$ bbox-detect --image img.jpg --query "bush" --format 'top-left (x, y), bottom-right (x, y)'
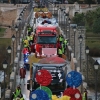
top-left (89, 48), bottom-right (100, 57)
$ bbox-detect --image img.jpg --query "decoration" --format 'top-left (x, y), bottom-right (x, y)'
top-left (30, 89), bottom-right (49, 100)
top-left (63, 87), bottom-right (82, 100)
top-left (52, 95), bottom-right (70, 100)
top-left (38, 56), bottom-right (67, 64)
top-left (36, 69), bottom-right (52, 86)
top-left (37, 86), bottom-right (52, 100)
top-left (46, 12), bottom-right (52, 18)
top-left (66, 71), bottom-right (82, 87)
top-left (52, 95), bottom-right (58, 100)
top-left (35, 12), bottom-right (40, 18)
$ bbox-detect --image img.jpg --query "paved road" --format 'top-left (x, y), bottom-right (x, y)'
top-left (16, 53), bottom-right (30, 100)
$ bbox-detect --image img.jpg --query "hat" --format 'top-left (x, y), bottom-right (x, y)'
top-left (17, 85), bottom-right (20, 89)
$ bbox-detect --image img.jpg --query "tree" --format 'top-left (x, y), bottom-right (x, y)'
top-left (72, 13), bottom-right (85, 24)
top-left (93, 17), bottom-right (100, 33)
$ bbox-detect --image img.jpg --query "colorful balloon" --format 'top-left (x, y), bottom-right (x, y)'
top-left (66, 71), bottom-right (82, 87)
top-left (37, 86), bottom-right (52, 100)
top-left (52, 95), bottom-right (70, 100)
top-left (30, 89), bottom-right (49, 100)
top-left (63, 87), bottom-right (82, 100)
top-left (36, 69), bottom-right (52, 86)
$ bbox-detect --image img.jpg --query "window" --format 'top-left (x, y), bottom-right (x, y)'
top-left (37, 36), bottom-right (57, 44)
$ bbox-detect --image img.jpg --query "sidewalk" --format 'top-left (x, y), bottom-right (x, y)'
top-left (16, 53), bottom-right (30, 100)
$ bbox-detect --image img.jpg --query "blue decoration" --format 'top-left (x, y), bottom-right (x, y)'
top-left (36, 86), bottom-right (52, 100)
top-left (66, 71), bottom-right (82, 88)
top-left (30, 89), bottom-right (49, 100)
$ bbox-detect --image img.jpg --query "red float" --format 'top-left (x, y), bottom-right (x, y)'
top-left (63, 87), bottom-right (82, 100)
top-left (36, 69), bottom-right (52, 86)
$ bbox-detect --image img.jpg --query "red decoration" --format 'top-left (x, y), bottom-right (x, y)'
top-left (63, 87), bottom-right (82, 100)
top-left (36, 69), bottom-right (52, 86)
top-left (38, 56), bottom-right (66, 64)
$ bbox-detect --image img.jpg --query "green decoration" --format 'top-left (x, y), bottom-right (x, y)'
top-left (37, 86), bottom-right (52, 100)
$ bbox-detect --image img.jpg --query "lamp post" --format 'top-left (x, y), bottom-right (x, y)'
top-left (3, 60), bottom-right (8, 100)
top-left (11, 34), bottom-right (16, 71)
top-left (85, 46), bottom-right (89, 84)
top-left (65, 13), bottom-right (68, 38)
top-left (63, 12), bottom-right (66, 33)
top-left (14, 55), bottom-right (19, 72)
top-left (17, 17), bottom-right (22, 44)
top-left (7, 46), bottom-right (12, 54)
top-left (94, 60), bottom-right (99, 100)
top-left (78, 35), bottom-right (83, 72)
top-left (73, 26), bottom-right (76, 58)
top-left (7, 46), bottom-right (12, 83)
top-left (15, 25), bottom-right (18, 52)
top-left (59, 8), bottom-right (61, 25)
top-left (68, 18), bottom-right (71, 45)
top-left (60, 8), bottom-right (63, 27)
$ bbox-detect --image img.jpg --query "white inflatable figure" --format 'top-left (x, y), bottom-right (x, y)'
top-left (58, 73), bottom-right (63, 83)
top-left (58, 72), bottom-right (61, 79)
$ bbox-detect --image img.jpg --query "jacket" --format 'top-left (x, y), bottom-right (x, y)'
top-left (20, 68), bottom-right (26, 78)
top-left (22, 48), bottom-right (29, 54)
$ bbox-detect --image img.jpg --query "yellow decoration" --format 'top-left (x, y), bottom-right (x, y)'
top-left (52, 95), bottom-right (70, 100)
top-left (52, 95), bottom-right (58, 100)
top-left (28, 54), bottom-right (40, 67)
top-left (60, 96), bottom-right (71, 100)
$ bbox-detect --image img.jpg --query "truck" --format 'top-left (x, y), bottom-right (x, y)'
top-left (34, 26), bottom-right (59, 58)
top-left (27, 62), bottom-right (67, 98)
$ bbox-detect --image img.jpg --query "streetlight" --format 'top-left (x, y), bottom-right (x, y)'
top-left (11, 34), bottom-right (16, 71)
top-left (78, 35), bottom-right (83, 72)
top-left (19, 13), bottom-right (23, 18)
top-left (68, 18), bottom-right (71, 45)
top-left (3, 59), bottom-right (8, 100)
top-left (73, 26), bottom-right (76, 58)
top-left (94, 60), bottom-right (99, 100)
top-left (78, 35), bottom-right (83, 93)
top-left (15, 25), bottom-right (18, 53)
top-left (63, 12), bottom-right (66, 33)
top-left (14, 55), bottom-right (19, 73)
top-left (85, 46), bottom-right (89, 84)
top-left (65, 13), bottom-right (68, 38)
top-left (58, 8), bottom-right (61, 25)
top-left (17, 17), bottom-right (22, 44)
top-left (60, 8), bottom-right (63, 28)
top-left (17, 16), bottom-right (22, 22)
top-left (7, 46), bottom-right (12, 54)
top-left (7, 46), bottom-right (12, 83)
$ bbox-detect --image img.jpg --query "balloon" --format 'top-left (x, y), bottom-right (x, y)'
top-left (30, 89), bottom-right (49, 100)
top-left (60, 96), bottom-right (71, 100)
top-left (36, 69), bottom-right (52, 86)
top-left (52, 95), bottom-right (58, 100)
top-left (52, 95), bottom-right (70, 100)
top-left (37, 86), bottom-right (52, 100)
top-left (63, 87), bottom-right (82, 100)
top-left (38, 56), bottom-right (67, 64)
top-left (66, 71), bottom-right (82, 87)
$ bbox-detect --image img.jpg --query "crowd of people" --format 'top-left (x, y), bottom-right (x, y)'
top-left (57, 34), bottom-right (68, 58)
top-left (22, 25), bottom-right (68, 59)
